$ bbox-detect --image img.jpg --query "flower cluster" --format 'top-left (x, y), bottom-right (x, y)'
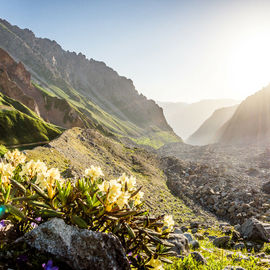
top-left (163, 215), bottom-right (175, 232)
top-left (89, 170), bottom-right (144, 211)
top-left (0, 150), bottom-right (175, 269)
top-left (20, 159), bottom-right (63, 198)
top-left (4, 149), bottom-right (26, 167)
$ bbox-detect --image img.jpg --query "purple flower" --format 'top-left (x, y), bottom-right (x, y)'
top-left (35, 217), bottom-right (42, 222)
top-left (0, 220), bottom-right (5, 229)
top-left (30, 222), bottom-right (38, 228)
top-left (42, 260), bottom-right (59, 270)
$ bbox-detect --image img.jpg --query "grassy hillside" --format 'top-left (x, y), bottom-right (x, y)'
top-left (27, 127), bottom-right (217, 225)
top-left (0, 93), bottom-right (62, 146)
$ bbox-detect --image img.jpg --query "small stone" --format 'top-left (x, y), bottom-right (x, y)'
top-left (194, 233), bottom-right (204, 240)
top-left (183, 233), bottom-right (193, 243)
top-left (191, 251), bottom-right (207, 265)
top-left (190, 240), bottom-right (200, 249)
top-left (234, 242), bottom-right (245, 250)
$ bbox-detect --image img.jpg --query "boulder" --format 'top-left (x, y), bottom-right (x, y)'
top-left (19, 218), bottom-right (130, 270)
top-left (168, 233), bottom-right (189, 256)
top-left (213, 236), bottom-right (230, 248)
top-left (239, 218), bottom-right (270, 242)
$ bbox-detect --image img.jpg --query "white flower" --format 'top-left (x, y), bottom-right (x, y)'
top-left (147, 257), bottom-right (164, 270)
top-left (163, 215), bottom-right (174, 232)
top-left (46, 168), bottom-right (61, 186)
top-left (116, 192), bottom-right (130, 209)
top-left (133, 191), bottom-right (144, 206)
top-left (107, 179), bottom-right (122, 203)
top-left (20, 160), bottom-right (47, 178)
top-left (84, 166), bottom-right (104, 180)
top-left (0, 162), bottom-right (14, 184)
top-left (126, 176), bottom-right (136, 191)
top-left (4, 149), bottom-right (26, 166)
top-left (98, 180), bottom-right (110, 193)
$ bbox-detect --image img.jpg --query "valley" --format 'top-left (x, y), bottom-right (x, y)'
top-left (1, 11), bottom-right (270, 270)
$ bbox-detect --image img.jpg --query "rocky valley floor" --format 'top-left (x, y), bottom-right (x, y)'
top-left (2, 129), bottom-right (270, 269)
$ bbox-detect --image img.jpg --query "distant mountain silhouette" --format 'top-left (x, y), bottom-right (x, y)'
top-left (158, 99), bottom-right (239, 140)
top-left (218, 85), bottom-right (270, 145)
top-left (187, 105), bottom-right (238, 145)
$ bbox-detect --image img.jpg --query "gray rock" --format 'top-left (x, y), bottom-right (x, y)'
top-left (208, 235), bottom-right (217, 241)
top-left (262, 181), bottom-right (270, 194)
top-left (240, 217), bottom-right (270, 242)
top-left (183, 233), bottom-right (193, 243)
top-left (190, 240), bottom-right (200, 249)
top-left (191, 251), bottom-right (207, 265)
top-left (168, 233), bottom-right (189, 256)
top-left (213, 236), bottom-right (230, 248)
top-left (234, 242), bottom-right (245, 250)
top-left (20, 218), bottom-right (130, 270)
top-left (194, 233), bottom-right (204, 240)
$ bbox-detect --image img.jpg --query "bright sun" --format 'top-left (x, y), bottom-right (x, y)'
top-left (227, 30), bottom-right (270, 99)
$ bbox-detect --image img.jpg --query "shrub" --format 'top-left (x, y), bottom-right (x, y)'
top-left (0, 149), bottom-right (175, 269)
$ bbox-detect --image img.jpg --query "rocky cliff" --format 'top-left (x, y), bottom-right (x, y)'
top-left (0, 48), bottom-right (85, 129)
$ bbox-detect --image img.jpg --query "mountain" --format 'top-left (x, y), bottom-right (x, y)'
top-left (0, 18), bottom-right (180, 148)
top-left (158, 99), bottom-right (239, 140)
top-left (187, 105), bottom-right (238, 145)
top-left (218, 85), bottom-right (270, 145)
top-left (0, 92), bottom-right (61, 146)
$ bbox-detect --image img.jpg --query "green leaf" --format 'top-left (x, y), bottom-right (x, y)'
top-left (125, 223), bottom-right (136, 238)
top-left (6, 204), bottom-right (25, 220)
top-left (4, 185), bottom-right (11, 204)
top-left (10, 179), bottom-right (26, 194)
top-left (71, 215), bottom-right (88, 229)
top-left (29, 201), bottom-right (52, 209)
top-left (30, 182), bottom-right (49, 200)
top-left (38, 209), bottom-right (64, 218)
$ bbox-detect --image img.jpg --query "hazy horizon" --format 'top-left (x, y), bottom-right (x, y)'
top-left (1, 0), bottom-right (270, 103)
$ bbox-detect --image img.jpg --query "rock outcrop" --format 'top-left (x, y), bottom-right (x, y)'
top-left (20, 218), bottom-right (130, 270)
top-left (239, 218), bottom-right (270, 242)
top-left (0, 48), bottom-right (85, 129)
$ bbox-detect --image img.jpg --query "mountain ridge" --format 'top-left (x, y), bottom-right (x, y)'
top-left (0, 18), bottom-right (180, 148)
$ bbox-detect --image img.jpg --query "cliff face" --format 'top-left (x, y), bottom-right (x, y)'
top-left (0, 48), bottom-right (85, 129)
top-left (187, 105), bottom-right (238, 146)
top-left (0, 19), bottom-right (173, 137)
top-left (218, 86), bottom-right (270, 145)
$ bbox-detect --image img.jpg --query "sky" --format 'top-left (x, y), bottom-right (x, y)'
top-left (1, 0), bottom-right (270, 103)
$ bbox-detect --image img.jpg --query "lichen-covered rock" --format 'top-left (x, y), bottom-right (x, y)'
top-left (21, 218), bottom-right (130, 270)
top-left (240, 217), bottom-right (270, 242)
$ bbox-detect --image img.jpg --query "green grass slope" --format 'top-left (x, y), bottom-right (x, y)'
top-left (0, 93), bottom-right (62, 146)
